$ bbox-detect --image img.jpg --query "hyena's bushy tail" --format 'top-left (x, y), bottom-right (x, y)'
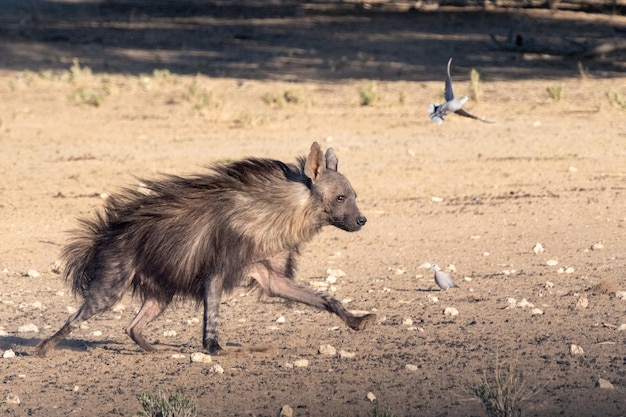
top-left (61, 213), bottom-right (107, 298)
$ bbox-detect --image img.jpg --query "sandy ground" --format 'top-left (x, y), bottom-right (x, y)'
top-left (1, 1), bottom-right (626, 416)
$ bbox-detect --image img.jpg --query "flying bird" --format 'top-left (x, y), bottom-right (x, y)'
top-left (429, 58), bottom-right (494, 125)
top-left (431, 263), bottom-right (459, 291)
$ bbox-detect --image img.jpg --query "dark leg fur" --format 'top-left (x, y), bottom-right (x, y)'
top-left (202, 276), bottom-right (225, 354)
top-left (125, 296), bottom-right (171, 352)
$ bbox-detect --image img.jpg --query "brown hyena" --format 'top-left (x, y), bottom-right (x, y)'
top-left (36, 142), bottom-right (374, 356)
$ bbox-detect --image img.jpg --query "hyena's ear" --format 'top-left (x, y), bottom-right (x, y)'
top-left (304, 142), bottom-right (326, 183)
top-left (325, 148), bottom-right (338, 171)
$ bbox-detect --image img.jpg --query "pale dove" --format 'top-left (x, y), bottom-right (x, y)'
top-left (431, 263), bottom-right (459, 290)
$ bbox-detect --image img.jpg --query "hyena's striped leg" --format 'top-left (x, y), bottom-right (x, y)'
top-left (202, 276), bottom-right (225, 354)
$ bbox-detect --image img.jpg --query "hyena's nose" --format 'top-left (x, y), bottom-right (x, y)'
top-left (356, 215), bottom-right (367, 226)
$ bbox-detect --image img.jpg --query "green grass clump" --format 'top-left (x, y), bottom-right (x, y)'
top-left (358, 82), bottom-right (380, 106)
top-left (470, 68), bottom-right (482, 102)
top-left (139, 389), bottom-right (198, 417)
top-left (606, 91), bottom-right (626, 111)
top-left (546, 83), bottom-right (564, 102)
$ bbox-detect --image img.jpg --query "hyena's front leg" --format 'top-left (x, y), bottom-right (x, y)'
top-left (202, 276), bottom-right (225, 354)
top-left (248, 259), bottom-right (375, 330)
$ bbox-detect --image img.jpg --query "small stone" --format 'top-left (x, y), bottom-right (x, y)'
top-left (565, 267), bottom-right (575, 274)
top-left (446, 264), bottom-right (457, 273)
top-left (0, 330), bottom-right (7, 336)
top-left (5, 393), bottom-right (20, 405)
top-left (293, 359), bottom-right (309, 367)
top-left (190, 352), bottom-right (212, 363)
top-left (532, 243), bottom-right (544, 254)
top-left (326, 268), bottom-right (346, 278)
top-left (567, 165), bottom-right (577, 172)
top-left (73, 385), bottom-right (80, 392)
top-left (443, 307), bottom-right (459, 316)
top-left (517, 299), bottom-right (534, 308)
top-left (530, 308), bottom-right (543, 315)
top-left (111, 304), bottom-right (125, 312)
top-left (171, 353), bottom-right (186, 359)
top-left (366, 392), bottom-right (377, 402)
top-left (31, 301), bottom-right (43, 309)
top-left (405, 364), bottom-right (418, 371)
top-left (596, 378), bottom-right (614, 389)
top-left (570, 344), bottom-right (584, 355)
top-left (591, 242), bottom-right (604, 250)
top-left (163, 330), bottom-right (177, 337)
top-left (617, 323), bottom-right (626, 331)
top-left (428, 295), bottom-right (439, 303)
top-left (615, 291), bottom-right (626, 300)
top-left (27, 269), bottom-right (40, 278)
top-left (209, 364), bottom-right (224, 374)
top-left (55, 290), bottom-right (65, 297)
top-left (3, 349), bottom-right (15, 358)
top-left (402, 317), bottom-right (413, 326)
top-left (326, 275), bottom-right (337, 284)
top-left (575, 297), bottom-right (588, 310)
top-left (92, 330), bottom-right (102, 337)
top-left (431, 196), bottom-right (443, 202)
top-left (276, 316), bottom-right (286, 324)
top-left (546, 259), bottom-right (559, 266)
top-left (280, 405), bottom-right (294, 417)
top-left (318, 344), bottom-right (337, 356)
top-left (544, 281), bottom-right (554, 289)
top-left (66, 306), bottom-right (77, 314)
top-left (17, 323), bottom-right (38, 333)
top-left (339, 350), bottom-right (356, 359)
top-left (505, 298), bottom-right (517, 309)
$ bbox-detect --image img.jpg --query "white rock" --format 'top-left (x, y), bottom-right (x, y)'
top-left (517, 299), bottom-right (534, 308)
top-left (405, 364), bottom-right (418, 371)
top-left (402, 317), bottom-right (413, 326)
top-left (575, 297), bottom-right (588, 310)
top-left (276, 316), bottom-right (286, 324)
top-left (73, 385), bottom-right (80, 392)
top-left (55, 290), bottom-right (65, 297)
top-left (111, 304), bottom-right (125, 312)
top-left (443, 307), bottom-right (459, 316)
top-left (171, 353), bottom-right (186, 359)
top-left (280, 404), bottom-right (294, 417)
top-left (483, 252), bottom-right (490, 257)
top-left (565, 267), bottom-right (574, 274)
top-left (326, 268), bottom-right (346, 277)
top-left (505, 298), bottom-right (517, 309)
top-left (326, 275), bottom-right (337, 284)
top-left (617, 323), bottom-right (626, 331)
top-left (366, 392), bottom-right (377, 402)
top-left (615, 291), bottom-right (626, 300)
top-left (570, 344), bottom-right (584, 355)
top-left (3, 349), bottom-right (15, 358)
top-left (544, 281), bottom-right (554, 289)
top-left (5, 394), bottom-right (20, 405)
top-left (293, 359), bottom-right (309, 368)
top-left (446, 264), bottom-right (457, 273)
top-left (428, 295), bottom-right (439, 303)
top-left (209, 364), bottom-right (224, 374)
top-left (431, 196), bottom-right (443, 202)
top-left (530, 308), bottom-right (543, 315)
top-left (532, 243), bottom-right (544, 254)
top-left (591, 242), bottom-right (604, 250)
top-left (17, 323), bottom-right (38, 333)
top-left (27, 269), bottom-right (40, 278)
top-left (596, 378), bottom-right (614, 389)
top-left (339, 350), bottom-right (356, 359)
top-left (66, 306), bottom-right (77, 314)
top-left (92, 330), bottom-right (102, 337)
top-left (546, 259), bottom-right (559, 266)
top-left (0, 330), bottom-right (7, 336)
top-left (318, 344), bottom-right (337, 356)
top-left (190, 352), bottom-right (212, 363)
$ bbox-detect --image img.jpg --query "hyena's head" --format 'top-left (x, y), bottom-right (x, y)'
top-left (304, 142), bottom-right (367, 232)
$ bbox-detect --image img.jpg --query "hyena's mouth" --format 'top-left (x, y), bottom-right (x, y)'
top-left (333, 215), bottom-right (367, 232)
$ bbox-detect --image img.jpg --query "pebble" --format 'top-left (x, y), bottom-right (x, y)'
top-left (615, 291), bottom-right (626, 300)
top-left (326, 275), bottom-right (337, 284)
top-left (544, 281), bottom-right (554, 289)
top-left (532, 243), bottom-right (545, 254)
top-left (405, 364), bottom-right (418, 371)
top-left (617, 324), bottom-right (626, 331)
top-left (50, 260), bottom-right (62, 274)
top-left (190, 352), bottom-right (212, 363)
top-left (366, 392), bottom-right (377, 402)
top-left (27, 269), bottom-right (40, 278)
top-left (339, 350), bottom-right (356, 359)
top-left (530, 308), bottom-right (543, 315)
top-left (326, 268), bottom-right (346, 278)
top-left (3, 349), bottom-right (15, 358)
top-left (318, 344), bottom-right (337, 356)
top-left (506, 298), bottom-right (517, 309)
top-left (5, 394), bottom-right (20, 405)
top-left (517, 299), bottom-right (534, 308)
top-left (546, 260), bottom-right (559, 266)
top-left (0, 330), bottom-right (7, 336)
top-left (293, 359), bottom-right (309, 368)
top-left (31, 301), bottom-right (43, 309)
top-left (163, 330), bottom-right (177, 337)
top-left (428, 295), bottom-right (439, 303)
top-left (111, 304), bottom-right (125, 312)
top-left (92, 331), bottom-right (102, 337)
top-left (280, 405), bottom-right (294, 417)
top-left (171, 353), bottom-right (186, 359)
top-left (575, 296), bottom-right (588, 310)
top-left (402, 317), bottom-right (413, 326)
top-left (66, 306), bottom-right (77, 314)
top-left (443, 307), bottom-right (459, 316)
top-left (276, 316), bottom-right (286, 324)
top-left (209, 364), bottom-right (224, 374)
top-left (596, 378), bottom-right (614, 389)
top-left (591, 242), bottom-right (604, 250)
top-left (17, 323), bottom-right (38, 333)
top-left (570, 344), bottom-right (584, 355)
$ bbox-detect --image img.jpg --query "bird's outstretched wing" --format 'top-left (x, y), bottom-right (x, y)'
top-left (455, 108), bottom-right (495, 124)
top-left (444, 58), bottom-right (455, 102)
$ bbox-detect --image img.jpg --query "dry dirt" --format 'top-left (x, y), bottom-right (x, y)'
top-left (1, 1), bottom-right (626, 416)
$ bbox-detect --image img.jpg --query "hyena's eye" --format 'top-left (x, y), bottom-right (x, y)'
top-left (336, 195), bottom-right (345, 203)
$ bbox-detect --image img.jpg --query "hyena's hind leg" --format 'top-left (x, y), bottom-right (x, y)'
top-left (35, 296), bottom-right (117, 356)
top-left (125, 295), bottom-right (172, 352)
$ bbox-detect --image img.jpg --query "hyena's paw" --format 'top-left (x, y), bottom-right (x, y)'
top-left (347, 313), bottom-right (376, 331)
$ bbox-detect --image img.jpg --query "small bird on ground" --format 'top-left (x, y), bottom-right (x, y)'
top-left (429, 58), bottom-right (495, 125)
top-left (431, 263), bottom-right (459, 290)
